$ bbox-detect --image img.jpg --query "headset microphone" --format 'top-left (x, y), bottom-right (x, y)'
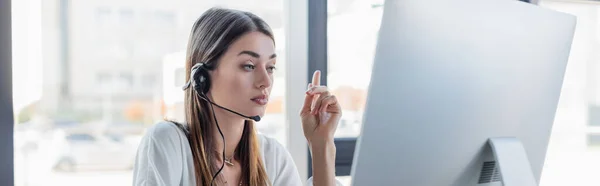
top-left (196, 93), bottom-right (261, 122)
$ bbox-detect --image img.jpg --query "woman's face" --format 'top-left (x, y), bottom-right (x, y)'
top-left (207, 31), bottom-right (276, 119)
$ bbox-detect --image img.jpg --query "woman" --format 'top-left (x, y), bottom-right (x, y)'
top-left (133, 7), bottom-right (343, 186)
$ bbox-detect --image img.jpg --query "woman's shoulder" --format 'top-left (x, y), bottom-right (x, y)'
top-left (137, 121), bottom-right (191, 160)
top-left (133, 121), bottom-right (194, 186)
top-left (144, 121), bottom-right (188, 144)
top-left (256, 133), bottom-right (295, 171)
top-left (256, 133), bottom-right (286, 155)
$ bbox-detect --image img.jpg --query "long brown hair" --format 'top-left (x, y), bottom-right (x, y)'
top-left (179, 7), bottom-right (273, 186)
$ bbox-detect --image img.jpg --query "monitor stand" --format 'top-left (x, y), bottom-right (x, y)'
top-left (488, 137), bottom-right (538, 186)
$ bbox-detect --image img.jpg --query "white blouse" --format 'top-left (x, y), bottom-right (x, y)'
top-left (132, 121), bottom-right (343, 186)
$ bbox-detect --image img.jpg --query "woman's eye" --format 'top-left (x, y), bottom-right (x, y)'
top-left (267, 66), bottom-right (277, 73)
top-left (243, 64), bottom-right (255, 71)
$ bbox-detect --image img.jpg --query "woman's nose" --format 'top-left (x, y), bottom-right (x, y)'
top-left (255, 68), bottom-right (272, 89)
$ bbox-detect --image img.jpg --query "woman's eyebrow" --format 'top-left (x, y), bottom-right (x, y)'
top-left (238, 50), bottom-right (277, 59)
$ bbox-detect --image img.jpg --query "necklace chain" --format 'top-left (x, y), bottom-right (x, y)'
top-left (216, 149), bottom-right (240, 185)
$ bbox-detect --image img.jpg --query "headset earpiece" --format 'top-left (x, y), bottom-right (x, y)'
top-left (185, 62), bottom-right (211, 95)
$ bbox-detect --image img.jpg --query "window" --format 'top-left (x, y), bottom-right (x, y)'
top-left (141, 74), bottom-right (157, 88)
top-left (11, 1), bottom-right (286, 185)
top-left (588, 134), bottom-right (600, 148)
top-left (96, 7), bottom-right (112, 24)
top-left (153, 10), bottom-right (175, 26)
top-left (96, 72), bottom-right (112, 85)
top-left (119, 8), bottom-right (134, 24)
top-left (66, 134), bottom-right (96, 142)
top-left (590, 105), bottom-right (600, 127)
top-left (174, 67), bottom-right (185, 88)
top-left (327, 0), bottom-right (384, 138)
top-left (119, 72), bottom-right (134, 87)
top-left (538, 1), bottom-right (600, 185)
top-left (307, 0), bottom-right (386, 184)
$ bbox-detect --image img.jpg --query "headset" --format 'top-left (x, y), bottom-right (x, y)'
top-left (182, 62), bottom-right (260, 186)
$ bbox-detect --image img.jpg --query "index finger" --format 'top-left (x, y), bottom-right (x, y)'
top-left (311, 70), bottom-right (321, 86)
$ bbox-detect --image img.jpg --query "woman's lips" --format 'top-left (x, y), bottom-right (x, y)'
top-left (251, 95), bottom-right (268, 105)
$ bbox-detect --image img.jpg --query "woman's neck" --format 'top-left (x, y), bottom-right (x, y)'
top-left (210, 106), bottom-right (246, 161)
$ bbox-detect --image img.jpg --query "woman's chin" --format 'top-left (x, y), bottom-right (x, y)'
top-left (247, 109), bottom-right (266, 119)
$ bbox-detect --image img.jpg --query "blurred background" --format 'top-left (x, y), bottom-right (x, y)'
top-left (9, 0), bottom-right (600, 185)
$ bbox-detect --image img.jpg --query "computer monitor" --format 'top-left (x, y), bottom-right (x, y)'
top-left (350, 0), bottom-right (576, 185)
